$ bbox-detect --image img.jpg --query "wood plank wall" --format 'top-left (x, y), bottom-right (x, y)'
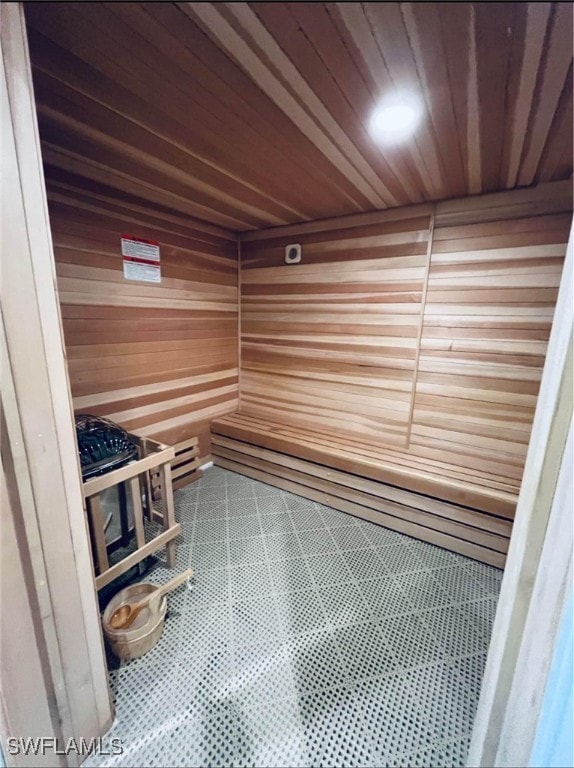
top-left (240, 183), bottom-right (572, 484)
top-left (240, 207), bottom-right (433, 447)
top-left (48, 184), bottom-right (239, 459)
top-left (410, 208), bottom-right (570, 482)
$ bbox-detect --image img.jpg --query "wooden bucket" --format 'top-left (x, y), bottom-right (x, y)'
top-left (102, 582), bottom-right (167, 661)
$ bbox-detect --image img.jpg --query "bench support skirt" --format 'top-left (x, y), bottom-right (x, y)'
top-left (212, 430), bottom-right (510, 568)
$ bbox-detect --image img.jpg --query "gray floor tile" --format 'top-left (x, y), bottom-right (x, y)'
top-left (259, 511), bottom-right (295, 535)
top-left (333, 623), bottom-right (397, 680)
top-left (329, 525), bottom-right (371, 551)
top-left (276, 590), bottom-right (328, 636)
top-left (403, 662), bottom-right (479, 741)
top-left (391, 741), bottom-right (449, 768)
top-left (231, 598), bottom-right (282, 647)
top-left (197, 485), bottom-right (228, 504)
top-left (450, 651), bottom-right (488, 700)
top-left (361, 524), bottom-right (410, 548)
top-left (228, 481), bottom-right (256, 500)
top-left (233, 694), bottom-right (307, 768)
top-left (257, 496), bottom-right (289, 515)
top-left (298, 527), bottom-right (338, 556)
top-left (343, 548), bottom-right (386, 581)
top-left (317, 504), bottom-right (358, 528)
top-left (191, 539), bottom-right (228, 571)
top-left (252, 480), bottom-right (284, 498)
top-left (392, 570), bottom-right (454, 611)
top-left (228, 535), bottom-right (266, 567)
top-left (195, 500), bottom-right (227, 520)
top-left (357, 576), bottom-right (415, 620)
top-left (271, 558), bottom-right (316, 594)
top-left (94, 467), bottom-right (499, 768)
top-left (438, 735), bottom-right (472, 768)
top-left (353, 674), bottom-right (437, 760)
top-left (226, 472), bottom-right (252, 486)
top-left (299, 686), bottom-right (382, 767)
top-left (233, 643), bottom-right (298, 706)
top-left (193, 518), bottom-right (228, 542)
top-left (227, 515), bottom-right (262, 539)
top-left (185, 567), bottom-right (229, 607)
top-left (378, 612), bottom-right (446, 669)
top-left (265, 532), bottom-right (304, 561)
top-left (463, 561), bottom-right (504, 596)
top-left (283, 494), bottom-right (317, 513)
top-left (227, 497), bottom-right (257, 517)
top-left (376, 543), bottom-right (427, 575)
top-left (175, 651), bottom-right (235, 708)
top-left (306, 552), bottom-right (354, 586)
top-left (175, 600), bottom-right (231, 656)
top-left (199, 468), bottom-right (227, 487)
top-left (288, 632), bottom-right (349, 693)
top-left (162, 709), bottom-right (238, 768)
top-left (407, 539), bottom-right (468, 570)
top-left (229, 562), bottom-right (273, 603)
top-left (430, 564), bottom-right (491, 604)
top-left (419, 605), bottom-right (490, 658)
top-left (458, 597), bottom-right (499, 643)
top-left (290, 506), bottom-right (326, 531)
top-left (318, 582), bottom-right (372, 628)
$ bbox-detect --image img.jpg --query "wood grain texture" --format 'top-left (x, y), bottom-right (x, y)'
top-left (24, 2), bottom-right (572, 230)
top-left (211, 416), bottom-right (511, 567)
top-left (240, 208), bottom-right (432, 447)
top-left (2, 2), bottom-right (113, 749)
top-left (410, 207), bottom-right (571, 479)
top-left (49, 187), bottom-right (239, 458)
top-left (227, 185), bottom-right (571, 561)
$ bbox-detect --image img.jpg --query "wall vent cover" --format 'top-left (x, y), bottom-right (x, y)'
top-left (285, 243), bottom-right (302, 264)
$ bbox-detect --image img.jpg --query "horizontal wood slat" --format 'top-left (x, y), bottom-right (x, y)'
top-left (239, 195), bottom-right (570, 483)
top-left (49, 189), bottom-right (239, 457)
top-left (212, 414), bottom-right (518, 519)
top-left (171, 437), bottom-right (202, 489)
top-left (231, 190), bottom-right (570, 564)
top-left (25, 3), bottom-right (572, 228)
top-left (240, 209), bottom-right (431, 448)
top-left (211, 421), bottom-right (510, 568)
top-left (214, 435), bottom-right (512, 540)
top-left (150, 436), bottom-right (202, 494)
top-left (409, 209), bottom-right (570, 476)
top-left (22, 2), bottom-right (572, 574)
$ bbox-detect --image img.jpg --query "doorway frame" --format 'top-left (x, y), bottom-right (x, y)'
top-left (1, 5), bottom-right (112, 766)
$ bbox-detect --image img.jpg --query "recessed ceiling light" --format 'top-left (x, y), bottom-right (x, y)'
top-left (369, 92), bottom-right (422, 145)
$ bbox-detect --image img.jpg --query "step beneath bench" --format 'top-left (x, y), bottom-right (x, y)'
top-left (211, 414), bottom-right (519, 568)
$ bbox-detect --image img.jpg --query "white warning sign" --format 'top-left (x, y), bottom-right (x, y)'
top-left (121, 235), bottom-right (161, 283)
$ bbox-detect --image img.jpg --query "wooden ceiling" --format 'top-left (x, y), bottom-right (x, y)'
top-left (25, 2), bottom-right (573, 232)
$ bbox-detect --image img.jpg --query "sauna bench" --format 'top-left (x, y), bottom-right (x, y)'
top-left (211, 413), bottom-right (520, 568)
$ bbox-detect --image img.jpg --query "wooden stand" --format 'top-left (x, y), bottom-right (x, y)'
top-left (83, 435), bottom-right (180, 590)
top-left (149, 436), bottom-right (202, 505)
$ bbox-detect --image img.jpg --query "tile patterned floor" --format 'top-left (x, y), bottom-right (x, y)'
top-left (88, 466), bottom-right (502, 768)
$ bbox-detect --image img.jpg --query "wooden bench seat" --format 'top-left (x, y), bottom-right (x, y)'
top-left (211, 413), bottom-right (519, 568)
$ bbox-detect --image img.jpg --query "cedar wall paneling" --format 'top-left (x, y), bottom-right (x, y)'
top-left (239, 186), bottom-right (572, 487)
top-left (409, 209), bottom-right (571, 482)
top-left (240, 207), bottom-right (433, 447)
top-left (49, 189), bottom-right (239, 458)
